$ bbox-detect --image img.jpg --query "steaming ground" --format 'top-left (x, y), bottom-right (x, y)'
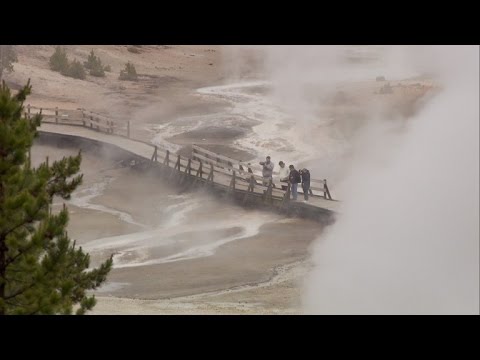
top-left (18, 45), bottom-right (449, 314)
top-left (32, 143), bottom-right (322, 314)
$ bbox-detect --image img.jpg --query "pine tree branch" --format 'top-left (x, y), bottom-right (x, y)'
top-left (3, 210), bottom-right (62, 268)
top-left (5, 297), bottom-right (32, 310)
top-left (4, 281), bottom-right (36, 300)
top-left (0, 202), bottom-right (46, 246)
top-left (7, 244), bottom-right (64, 313)
top-left (4, 242), bottom-right (35, 268)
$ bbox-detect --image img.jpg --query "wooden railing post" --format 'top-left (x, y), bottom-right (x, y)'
top-left (127, 121), bottom-right (130, 138)
top-left (192, 146), bottom-right (197, 161)
top-left (175, 155), bottom-right (181, 171)
top-left (151, 146), bottom-right (158, 162)
top-left (55, 107), bottom-right (58, 124)
top-left (243, 175), bottom-right (255, 204)
top-left (206, 164), bottom-right (214, 184)
top-left (164, 150), bottom-right (170, 166)
top-left (174, 155), bottom-right (180, 171)
top-left (196, 160), bottom-right (203, 178)
top-left (82, 110), bottom-right (86, 126)
top-left (229, 171), bottom-right (236, 191)
top-left (170, 154), bottom-right (180, 182)
top-left (324, 179), bottom-right (332, 200)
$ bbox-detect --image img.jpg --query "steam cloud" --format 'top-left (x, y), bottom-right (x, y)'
top-left (297, 45), bottom-right (479, 314)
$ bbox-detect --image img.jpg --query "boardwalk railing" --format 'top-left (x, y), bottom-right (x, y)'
top-left (26, 105), bottom-right (130, 138)
top-left (192, 144), bottom-right (332, 200)
top-left (31, 104), bottom-right (335, 209)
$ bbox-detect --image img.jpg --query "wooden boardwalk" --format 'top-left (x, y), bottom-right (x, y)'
top-left (33, 105), bottom-right (340, 222)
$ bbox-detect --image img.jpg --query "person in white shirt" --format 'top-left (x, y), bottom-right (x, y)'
top-left (278, 161), bottom-right (290, 190)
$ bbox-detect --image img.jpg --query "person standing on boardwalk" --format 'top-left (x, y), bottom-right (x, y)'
top-left (278, 161), bottom-right (289, 191)
top-left (288, 165), bottom-right (301, 200)
top-left (299, 168), bottom-right (311, 202)
top-left (260, 156), bottom-right (274, 186)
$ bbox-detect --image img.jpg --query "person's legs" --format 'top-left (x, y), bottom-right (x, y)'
top-left (302, 181), bottom-right (310, 200)
top-left (291, 183), bottom-right (298, 200)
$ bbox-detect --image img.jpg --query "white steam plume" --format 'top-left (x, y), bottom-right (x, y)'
top-left (302, 45), bottom-right (479, 314)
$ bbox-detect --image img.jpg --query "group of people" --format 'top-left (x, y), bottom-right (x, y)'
top-left (259, 156), bottom-right (311, 202)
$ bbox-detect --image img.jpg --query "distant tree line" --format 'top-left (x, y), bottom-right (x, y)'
top-left (49, 47), bottom-right (138, 82)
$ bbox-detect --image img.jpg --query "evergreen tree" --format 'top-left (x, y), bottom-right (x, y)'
top-left (83, 50), bottom-right (97, 70)
top-left (0, 81), bottom-right (112, 315)
top-left (84, 50), bottom-right (105, 77)
top-left (0, 46), bottom-right (18, 82)
top-left (119, 62), bottom-right (138, 81)
top-left (49, 46), bottom-right (69, 73)
top-left (63, 59), bottom-right (86, 80)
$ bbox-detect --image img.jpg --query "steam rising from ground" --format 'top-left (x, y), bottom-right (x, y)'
top-left (296, 46), bottom-right (479, 314)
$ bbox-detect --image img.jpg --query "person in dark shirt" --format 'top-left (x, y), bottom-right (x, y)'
top-left (288, 165), bottom-right (301, 200)
top-left (299, 168), bottom-right (311, 201)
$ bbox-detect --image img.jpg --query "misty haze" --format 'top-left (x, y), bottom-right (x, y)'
top-left (1, 45), bottom-right (478, 315)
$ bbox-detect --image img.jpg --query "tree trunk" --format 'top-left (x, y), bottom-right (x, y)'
top-left (0, 239), bottom-right (6, 315)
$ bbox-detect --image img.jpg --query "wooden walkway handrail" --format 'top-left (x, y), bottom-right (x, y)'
top-left (33, 104), bottom-right (334, 201)
top-left (27, 103), bottom-right (132, 139)
top-left (192, 144), bottom-right (330, 191)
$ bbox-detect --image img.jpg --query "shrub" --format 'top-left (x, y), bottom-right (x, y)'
top-left (89, 63), bottom-right (105, 77)
top-left (104, 64), bottom-right (111, 72)
top-left (63, 59), bottom-right (86, 80)
top-left (84, 50), bottom-right (106, 77)
top-left (119, 62), bottom-right (138, 81)
top-left (83, 50), bottom-right (97, 70)
top-left (49, 46), bottom-right (69, 73)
